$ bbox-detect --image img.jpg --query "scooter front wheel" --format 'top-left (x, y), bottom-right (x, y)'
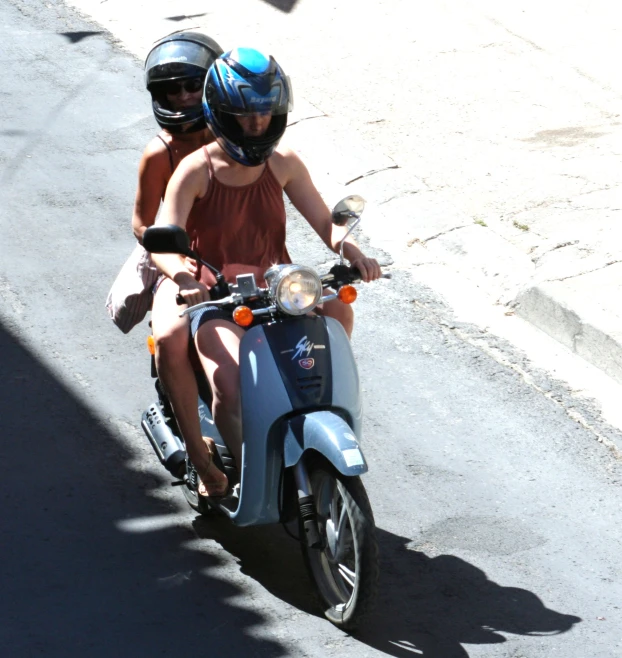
top-left (301, 462), bottom-right (379, 629)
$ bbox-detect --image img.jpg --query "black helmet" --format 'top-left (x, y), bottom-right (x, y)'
top-left (145, 31), bottom-right (223, 134)
top-left (203, 48), bottom-right (293, 166)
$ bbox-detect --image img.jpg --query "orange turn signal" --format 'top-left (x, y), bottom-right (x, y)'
top-left (338, 285), bottom-right (358, 304)
top-left (146, 335), bottom-right (156, 355)
top-left (233, 306), bottom-right (254, 327)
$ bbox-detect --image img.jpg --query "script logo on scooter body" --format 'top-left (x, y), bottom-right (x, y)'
top-left (264, 317), bottom-right (332, 408)
top-left (292, 336), bottom-right (314, 360)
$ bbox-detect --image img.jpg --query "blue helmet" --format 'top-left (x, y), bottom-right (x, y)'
top-left (203, 48), bottom-right (293, 166)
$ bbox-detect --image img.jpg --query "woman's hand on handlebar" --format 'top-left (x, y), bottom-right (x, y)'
top-left (350, 256), bottom-right (382, 283)
top-left (173, 272), bottom-right (210, 306)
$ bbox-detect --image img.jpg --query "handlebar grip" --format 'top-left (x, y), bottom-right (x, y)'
top-left (348, 266), bottom-right (391, 282)
top-left (349, 266), bottom-right (362, 281)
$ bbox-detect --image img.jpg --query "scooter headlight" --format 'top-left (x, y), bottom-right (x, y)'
top-left (267, 265), bottom-right (322, 316)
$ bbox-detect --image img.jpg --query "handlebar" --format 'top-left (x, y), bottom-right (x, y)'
top-left (321, 264), bottom-right (390, 287)
top-left (175, 264), bottom-right (390, 309)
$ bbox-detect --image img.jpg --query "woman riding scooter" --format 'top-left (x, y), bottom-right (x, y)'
top-left (133, 31), bottom-right (228, 496)
top-left (150, 47), bottom-right (381, 498)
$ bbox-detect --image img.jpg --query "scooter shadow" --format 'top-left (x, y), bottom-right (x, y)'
top-left (194, 518), bottom-right (582, 657)
top-left (192, 513), bottom-right (320, 616)
top-left (352, 528), bottom-right (582, 657)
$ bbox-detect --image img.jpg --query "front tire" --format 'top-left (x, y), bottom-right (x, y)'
top-left (301, 462), bottom-right (379, 629)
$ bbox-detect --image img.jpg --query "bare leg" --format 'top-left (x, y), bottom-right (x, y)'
top-left (316, 297), bottom-right (354, 338)
top-left (152, 278), bottom-right (227, 495)
top-left (194, 320), bottom-right (245, 467)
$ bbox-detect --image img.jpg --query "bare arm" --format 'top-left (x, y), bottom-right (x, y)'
top-left (151, 153), bottom-right (211, 303)
top-left (282, 149), bottom-right (381, 282)
top-left (131, 140), bottom-right (170, 242)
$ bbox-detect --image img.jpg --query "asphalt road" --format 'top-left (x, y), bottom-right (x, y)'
top-left (1, 1), bottom-right (622, 656)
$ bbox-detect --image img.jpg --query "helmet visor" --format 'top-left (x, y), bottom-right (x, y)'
top-left (146, 41), bottom-right (215, 84)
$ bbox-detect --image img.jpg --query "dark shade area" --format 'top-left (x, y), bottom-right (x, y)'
top-left (260, 0), bottom-right (299, 13)
top-left (164, 13), bottom-right (208, 22)
top-left (58, 30), bottom-right (103, 44)
top-left (0, 320), bottom-right (286, 657)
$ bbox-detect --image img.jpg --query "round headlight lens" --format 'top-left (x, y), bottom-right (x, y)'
top-left (271, 266), bottom-right (322, 315)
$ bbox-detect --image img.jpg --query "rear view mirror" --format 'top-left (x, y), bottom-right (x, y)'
top-left (332, 195), bottom-right (366, 227)
top-left (143, 225), bottom-right (192, 256)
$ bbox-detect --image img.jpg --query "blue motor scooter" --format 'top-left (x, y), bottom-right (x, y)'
top-left (140, 196), bottom-right (379, 629)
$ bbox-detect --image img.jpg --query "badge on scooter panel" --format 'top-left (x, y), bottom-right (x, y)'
top-left (263, 316), bottom-right (332, 407)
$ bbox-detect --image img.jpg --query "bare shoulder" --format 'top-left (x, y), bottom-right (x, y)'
top-left (274, 143), bottom-right (304, 165)
top-left (177, 146), bottom-right (208, 175)
top-left (169, 145), bottom-right (210, 196)
top-left (142, 134), bottom-right (169, 161)
top-left (270, 144), bottom-right (308, 185)
top-left (135, 137), bottom-right (170, 192)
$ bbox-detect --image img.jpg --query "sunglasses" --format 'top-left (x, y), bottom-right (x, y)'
top-left (162, 77), bottom-right (203, 96)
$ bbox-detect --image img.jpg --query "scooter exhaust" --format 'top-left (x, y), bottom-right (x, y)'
top-left (141, 403), bottom-right (186, 478)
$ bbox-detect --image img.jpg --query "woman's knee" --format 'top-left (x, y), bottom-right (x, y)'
top-left (321, 299), bottom-right (354, 335)
top-left (154, 319), bottom-right (189, 357)
top-left (211, 366), bottom-right (241, 410)
top-left (154, 317), bottom-right (187, 345)
top-left (151, 281), bottom-right (189, 350)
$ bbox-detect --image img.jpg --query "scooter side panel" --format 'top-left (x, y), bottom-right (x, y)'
top-left (234, 324), bottom-right (295, 526)
top-left (283, 410), bottom-right (368, 476)
top-left (325, 317), bottom-right (363, 439)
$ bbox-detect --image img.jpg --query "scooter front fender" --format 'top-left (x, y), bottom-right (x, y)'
top-left (283, 411), bottom-right (368, 476)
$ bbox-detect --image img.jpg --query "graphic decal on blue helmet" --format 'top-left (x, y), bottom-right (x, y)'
top-left (203, 47), bottom-right (293, 166)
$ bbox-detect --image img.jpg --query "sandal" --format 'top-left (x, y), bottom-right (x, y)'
top-left (196, 437), bottom-right (229, 498)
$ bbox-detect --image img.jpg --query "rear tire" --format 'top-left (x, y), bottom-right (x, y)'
top-left (182, 487), bottom-right (212, 515)
top-left (156, 382), bottom-right (215, 516)
top-left (182, 460), bottom-right (214, 515)
top-left (301, 461), bottom-right (379, 629)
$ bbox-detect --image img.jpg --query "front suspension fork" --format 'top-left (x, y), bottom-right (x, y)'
top-left (293, 460), bottom-right (323, 549)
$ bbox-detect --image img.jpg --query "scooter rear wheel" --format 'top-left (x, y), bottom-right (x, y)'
top-left (301, 462), bottom-right (379, 629)
top-left (182, 486), bottom-right (211, 515)
top-left (181, 461), bottom-right (213, 515)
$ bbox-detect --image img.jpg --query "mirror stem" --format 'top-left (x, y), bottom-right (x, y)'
top-left (338, 216), bottom-right (362, 264)
top-left (185, 248), bottom-right (228, 299)
top-left (187, 249), bottom-right (221, 277)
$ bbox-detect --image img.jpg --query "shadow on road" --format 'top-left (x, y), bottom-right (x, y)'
top-left (164, 13), bottom-right (208, 23)
top-left (193, 516), bottom-right (320, 617)
top-left (59, 30), bottom-right (103, 43)
top-left (0, 321), bottom-right (286, 657)
top-left (193, 515), bottom-right (582, 657)
top-left (352, 528), bottom-right (582, 657)
top-left (259, 0), bottom-right (300, 13)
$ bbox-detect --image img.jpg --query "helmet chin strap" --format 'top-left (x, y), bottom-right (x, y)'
top-left (180, 120), bottom-right (205, 133)
top-left (152, 100), bottom-right (206, 134)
